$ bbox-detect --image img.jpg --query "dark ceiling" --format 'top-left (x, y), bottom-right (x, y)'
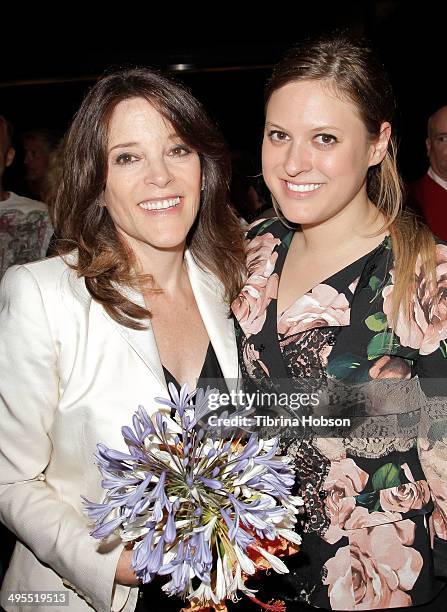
top-left (1, 1), bottom-right (446, 180)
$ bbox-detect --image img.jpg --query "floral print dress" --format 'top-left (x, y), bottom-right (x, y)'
top-left (231, 217), bottom-right (447, 610)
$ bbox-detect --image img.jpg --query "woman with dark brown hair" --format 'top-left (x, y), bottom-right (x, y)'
top-left (0, 68), bottom-right (244, 612)
top-left (232, 35), bottom-right (447, 610)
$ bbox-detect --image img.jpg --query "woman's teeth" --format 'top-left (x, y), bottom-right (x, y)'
top-left (286, 182), bottom-right (322, 193)
top-left (138, 197), bottom-right (180, 210)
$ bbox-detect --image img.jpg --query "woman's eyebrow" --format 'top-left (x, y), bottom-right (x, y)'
top-left (109, 141), bottom-right (139, 152)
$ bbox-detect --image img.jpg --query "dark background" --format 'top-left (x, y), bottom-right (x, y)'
top-left (0, 0), bottom-right (446, 601)
top-left (1, 1), bottom-right (446, 189)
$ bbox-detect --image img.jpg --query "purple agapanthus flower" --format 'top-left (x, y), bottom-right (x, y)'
top-left (83, 383), bottom-right (303, 608)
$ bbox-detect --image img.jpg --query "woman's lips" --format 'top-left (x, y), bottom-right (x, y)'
top-left (280, 180), bottom-right (324, 199)
top-left (138, 196), bottom-right (181, 211)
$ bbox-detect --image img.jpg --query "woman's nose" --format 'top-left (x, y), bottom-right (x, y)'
top-left (143, 158), bottom-right (173, 187)
top-left (284, 143), bottom-right (312, 176)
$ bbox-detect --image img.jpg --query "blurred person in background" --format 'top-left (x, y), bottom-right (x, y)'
top-left (22, 127), bottom-right (62, 201)
top-left (0, 115), bottom-right (52, 279)
top-left (408, 105), bottom-right (447, 240)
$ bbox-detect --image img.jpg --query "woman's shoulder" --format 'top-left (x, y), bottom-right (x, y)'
top-left (1, 251), bottom-right (85, 302)
top-left (380, 232), bottom-right (447, 276)
top-left (3, 251), bottom-right (75, 281)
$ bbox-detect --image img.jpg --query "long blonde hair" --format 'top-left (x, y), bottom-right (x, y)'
top-left (265, 34), bottom-right (437, 328)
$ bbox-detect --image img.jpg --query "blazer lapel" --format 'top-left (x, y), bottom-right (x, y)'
top-left (100, 253), bottom-right (239, 392)
top-left (185, 251), bottom-right (239, 384)
top-left (99, 287), bottom-right (167, 395)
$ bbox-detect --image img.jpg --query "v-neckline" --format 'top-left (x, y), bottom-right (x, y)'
top-left (275, 233), bottom-right (390, 321)
top-left (162, 341), bottom-right (211, 390)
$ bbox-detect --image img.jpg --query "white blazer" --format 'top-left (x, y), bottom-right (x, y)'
top-left (0, 251), bottom-right (239, 612)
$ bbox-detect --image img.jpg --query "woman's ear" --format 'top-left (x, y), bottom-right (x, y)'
top-left (98, 192), bottom-right (107, 207)
top-left (5, 146), bottom-right (15, 168)
top-left (369, 122), bottom-right (392, 167)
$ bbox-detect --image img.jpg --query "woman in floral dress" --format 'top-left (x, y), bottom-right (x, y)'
top-left (232, 35), bottom-right (447, 611)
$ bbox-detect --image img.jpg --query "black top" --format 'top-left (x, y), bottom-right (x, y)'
top-left (162, 341), bottom-right (225, 392)
top-left (231, 217), bottom-right (447, 610)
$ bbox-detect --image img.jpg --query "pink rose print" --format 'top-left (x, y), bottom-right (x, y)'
top-left (324, 511), bottom-right (423, 610)
top-left (343, 507), bottom-right (403, 530)
top-left (427, 474), bottom-right (447, 541)
top-left (245, 232), bottom-right (281, 279)
top-left (418, 443), bottom-right (447, 542)
top-left (278, 284), bottom-right (350, 337)
top-left (323, 459), bottom-right (369, 545)
top-left (382, 244), bottom-right (447, 355)
top-left (380, 463), bottom-right (431, 514)
top-left (369, 355), bottom-right (412, 380)
top-left (232, 233), bottom-right (280, 337)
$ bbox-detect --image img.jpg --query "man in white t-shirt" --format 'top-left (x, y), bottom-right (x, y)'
top-left (0, 115), bottom-right (53, 279)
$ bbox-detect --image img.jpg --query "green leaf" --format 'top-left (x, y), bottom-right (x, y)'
top-left (356, 492), bottom-right (379, 510)
top-left (383, 236), bottom-right (392, 250)
top-left (282, 231), bottom-right (294, 249)
top-left (326, 353), bottom-right (361, 379)
top-left (373, 498), bottom-right (383, 512)
top-left (371, 463), bottom-right (400, 491)
top-left (365, 312), bottom-right (388, 332)
top-left (367, 332), bottom-right (399, 360)
top-left (369, 276), bottom-right (382, 292)
top-left (253, 218), bottom-right (278, 235)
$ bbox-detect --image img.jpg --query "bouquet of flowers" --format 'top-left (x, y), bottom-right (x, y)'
top-left (83, 384), bottom-right (303, 611)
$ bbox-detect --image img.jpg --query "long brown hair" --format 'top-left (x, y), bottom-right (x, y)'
top-left (52, 68), bottom-right (245, 329)
top-left (265, 34), bottom-right (437, 327)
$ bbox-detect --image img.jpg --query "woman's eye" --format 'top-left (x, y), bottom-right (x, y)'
top-left (115, 153), bottom-right (138, 165)
top-left (268, 130), bottom-right (290, 142)
top-left (314, 133), bottom-right (337, 146)
top-left (170, 144), bottom-right (191, 157)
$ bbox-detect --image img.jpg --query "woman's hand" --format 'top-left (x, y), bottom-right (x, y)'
top-left (115, 545), bottom-right (140, 586)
